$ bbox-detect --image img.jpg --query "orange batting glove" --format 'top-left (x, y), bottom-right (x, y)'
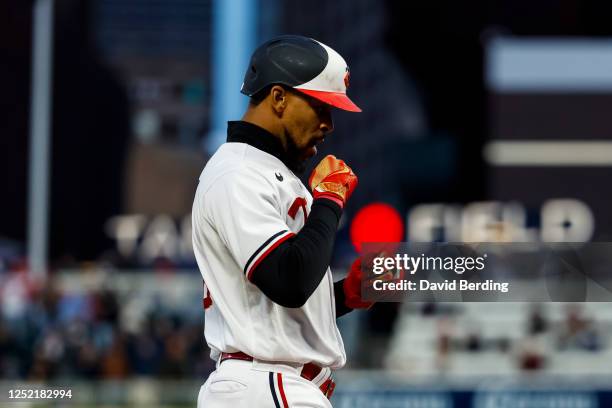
top-left (308, 155), bottom-right (358, 208)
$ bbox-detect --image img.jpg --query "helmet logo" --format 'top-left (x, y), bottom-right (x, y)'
top-left (344, 67), bottom-right (350, 90)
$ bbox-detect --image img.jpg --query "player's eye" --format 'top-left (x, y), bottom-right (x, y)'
top-left (313, 103), bottom-right (328, 116)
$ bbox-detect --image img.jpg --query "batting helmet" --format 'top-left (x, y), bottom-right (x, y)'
top-left (241, 35), bottom-right (361, 112)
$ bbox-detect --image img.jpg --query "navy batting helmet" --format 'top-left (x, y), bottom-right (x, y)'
top-left (241, 35), bottom-right (361, 112)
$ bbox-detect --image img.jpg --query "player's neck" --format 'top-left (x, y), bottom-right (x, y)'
top-left (241, 110), bottom-right (287, 151)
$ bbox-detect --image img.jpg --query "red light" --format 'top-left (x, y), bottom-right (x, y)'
top-left (350, 202), bottom-right (404, 253)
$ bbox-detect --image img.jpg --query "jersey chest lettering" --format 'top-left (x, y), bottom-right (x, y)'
top-left (277, 174), bottom-right (311, 230)
top-left (288, 197), bottom-right (308, 220)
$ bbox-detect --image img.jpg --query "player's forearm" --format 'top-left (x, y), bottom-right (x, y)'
top-left (334, 279), bottom-right (353, 317)
top-left (250, 198), bottom-right (341, 308)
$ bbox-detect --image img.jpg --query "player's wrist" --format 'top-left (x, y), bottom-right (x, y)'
top-left (310, 196), bottom-right (343, 225)
top-left (313, 193), bottom-right (345, 209)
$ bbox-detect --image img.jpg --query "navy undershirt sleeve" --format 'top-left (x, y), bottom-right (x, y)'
top-left (334, 279), bottom-right (353, 317)
top-left (250, 198), bottom-right (353, 316)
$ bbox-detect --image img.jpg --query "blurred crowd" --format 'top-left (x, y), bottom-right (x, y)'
top-left (426, 302), bottom-right (606, 373)
top-left (0, 262), bottom-right (214, 381)
top-left (2, 254), bottom-right (609, 381)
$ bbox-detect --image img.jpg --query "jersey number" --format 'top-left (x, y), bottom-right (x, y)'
top-left (288, 197), bottom-right (308, 220)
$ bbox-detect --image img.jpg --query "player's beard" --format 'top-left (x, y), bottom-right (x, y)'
top-left (284, 134), bottom-right (309, 174)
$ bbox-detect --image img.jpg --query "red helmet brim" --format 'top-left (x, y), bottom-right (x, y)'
top-left (296, 89), bottom-right (362, 112)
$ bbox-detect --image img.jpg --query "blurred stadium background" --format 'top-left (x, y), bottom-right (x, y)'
top-left (2, 0), bottom-right (612, 406)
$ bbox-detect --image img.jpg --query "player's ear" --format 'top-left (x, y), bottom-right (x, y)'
top-left (270, 85), bottom-right (288, 116)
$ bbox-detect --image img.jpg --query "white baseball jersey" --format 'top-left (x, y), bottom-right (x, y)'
top-left (192, 137), bottom-right (346, 369)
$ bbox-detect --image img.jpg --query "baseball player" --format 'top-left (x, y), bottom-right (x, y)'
top-left (192, 35), bottom-right (371, 408)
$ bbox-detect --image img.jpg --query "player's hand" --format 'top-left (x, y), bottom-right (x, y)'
top-left (309, 155), bottom-right (357, 208)
top-left (344, 257), bottom-right (375, 309)
top-left (344, 251), bottom-right (403, 309)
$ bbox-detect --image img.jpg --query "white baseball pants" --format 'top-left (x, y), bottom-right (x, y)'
top-left (197, 359), bottom-right (333, 408)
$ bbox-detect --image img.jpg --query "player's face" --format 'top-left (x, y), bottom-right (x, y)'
top-left (282, 91), bottom-right (334, 173)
